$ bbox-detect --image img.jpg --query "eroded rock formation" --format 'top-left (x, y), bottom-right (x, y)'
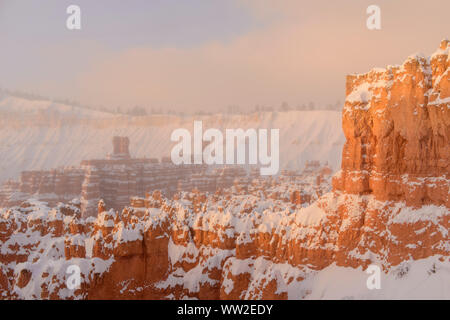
top-left (333, 39), bottom-right (449, 207)
top-left (0, 137), bottom-right (249, 218)
top-left (0, 41), bottom-right (448, 300)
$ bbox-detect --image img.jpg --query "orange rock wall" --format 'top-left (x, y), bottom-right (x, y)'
top-left (334, 39), bottom-right (449, 207)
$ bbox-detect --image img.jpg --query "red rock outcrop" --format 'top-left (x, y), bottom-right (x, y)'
top-left (111, 136), bottom-right (131, 159)
top-left (0, 41), bottom-right (448, 300)
top-left (0, 137), bottom-right (248, 218)
top-left (333, 39), bottom-right (449, 207)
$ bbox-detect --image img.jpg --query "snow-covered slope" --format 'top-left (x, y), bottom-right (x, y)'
top-left (0, 93), bottom-right (115, 118)
top-left (0, 94), bottom-right (345, 183)
top-left (1, 188), bottom-right (448, 300)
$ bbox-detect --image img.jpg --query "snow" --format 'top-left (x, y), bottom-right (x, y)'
top-left (344, 42), bottom-right (448, 115)
top-left (293, 201), bottom-right (327, 226)
top-left (346, 83), bottom-right (373, 105)
top-left (0, 94), bottom-right (115, 118)
top-left (391, 203), bottom-right (449, 226)
top-left (431, 41), bottom-right (449, 60)
top-left (12, 257), bottom-right (114, 299)
top-left (429, 96), bottom-right (450, 107)
top-left (1, 181), bottom-right (449, 299)
top-left (0, 93), bottom-right (345, 183)
top-left (300, 256), bottom-right (450, 300)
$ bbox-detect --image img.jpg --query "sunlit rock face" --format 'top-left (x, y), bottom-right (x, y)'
top-left (0, 42), bottom-right (448, 300)
top-left (334, 39), bottom-right (449, 207)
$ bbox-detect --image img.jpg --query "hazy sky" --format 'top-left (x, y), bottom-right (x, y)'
top-left (0, 0), bottom-right (448, 111)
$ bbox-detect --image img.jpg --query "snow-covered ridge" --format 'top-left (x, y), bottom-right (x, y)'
top-left (0, 183), bottom-right (448, 299)
top-left (344, 39), bottom-right (449, 111)
top-left (0, 93), bottom-right (115, 119)
top-left (0, 93), bottom-right (345, 183)
top-left (348, 39), bottom-right (448, 79)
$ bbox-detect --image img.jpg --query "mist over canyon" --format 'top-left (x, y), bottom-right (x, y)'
top-left (0, 40), bottom-right (448, 300)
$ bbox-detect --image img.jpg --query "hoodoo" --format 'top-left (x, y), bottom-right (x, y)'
top-left (334, 39), bottom-right (449, 207)
top-left (0, 41), bottom-right (448, 300)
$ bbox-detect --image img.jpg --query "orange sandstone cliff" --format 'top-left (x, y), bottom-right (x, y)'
top-left (0, 41), bottom-right (448, 300)
top-left (334, 39), bottom-right (449, 207)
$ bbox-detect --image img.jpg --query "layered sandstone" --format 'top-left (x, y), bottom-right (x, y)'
top-left (0, 137), bottom-right (249, 218)
top-left (333, 39), bottom-right (449, 207)
top-left (0, 42), bottom-right (448, 300)
top-left (0, 164), bottom-right (336, 299)
top-left (0, 186), bottom-right (447, 299)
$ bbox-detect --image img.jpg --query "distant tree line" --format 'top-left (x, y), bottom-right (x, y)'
top-left (0, 88), bottom-right (342, 117)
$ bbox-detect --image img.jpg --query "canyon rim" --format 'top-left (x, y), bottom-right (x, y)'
top-left (0, 40), bottom-right (448, 300)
